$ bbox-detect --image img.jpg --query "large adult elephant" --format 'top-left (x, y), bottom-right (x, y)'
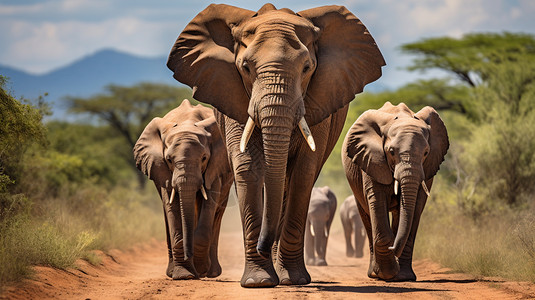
top-left (133, 99), bottom-right (233, 280)
top-left (340, 195), bottom-right (366, 258)
top-left (304, 186), bottom-right (337, 266)
top-left (342, 102), bottom-right (449, 281)
top-left (167, 3), bottom-right (385, 287)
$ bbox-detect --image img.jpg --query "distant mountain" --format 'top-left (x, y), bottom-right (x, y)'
top-left (0, 49), bottom-right (182, 119)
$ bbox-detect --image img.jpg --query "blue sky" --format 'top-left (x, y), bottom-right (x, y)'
top-left (1, 0), bottom-right (534, 88)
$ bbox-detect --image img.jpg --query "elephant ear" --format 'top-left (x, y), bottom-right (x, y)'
top-left (133, 118), bottom-right (171, 186)
top-left (345, 109), bottom-right (393, 185)
top-left (298, 6), bottom-right (386, 126)
top-left (167, 4), bottom-right (255, 124)
top-left (415, 107), bottom-right (450, 180)
top-left (195, 116), bottom-right (228, 191)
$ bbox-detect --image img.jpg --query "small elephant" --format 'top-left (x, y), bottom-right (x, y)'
top-left (133, 99), bottom-right (233, 280)
top-left (167, 3), bottom-right (384, 287)
top-left (342, 102), bottom-right (449, 281)
top-left (304, 186), bottom-right (337, 266)
top-left (340, 195), bottom-right (366, 258)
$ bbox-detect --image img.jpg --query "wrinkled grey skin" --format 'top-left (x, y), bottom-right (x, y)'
top-left (304, 186), bottom-right (337, 266)
top-left (133, 100), bottom-right (233, 280)
top-left (167, 3), bottom-right (384, 287)
top-left (340, 195), bottom-right (366, 258)
top-left (342, 102), bottom-right (449, 281)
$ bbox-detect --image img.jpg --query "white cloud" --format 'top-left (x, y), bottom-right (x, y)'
top-left (0, 0), bottom-right (534, 87)
top-left (0, 17), bottom-right (176, 73)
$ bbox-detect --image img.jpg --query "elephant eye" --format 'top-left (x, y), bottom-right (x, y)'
top-left (389, 147), bottom-right (395, 155)
top-left (242, 61), bottom-right (250, 73)
top-left (424, 150), bottom-right (429, 157)
top-left (303, 64), bottom-right (311, 73)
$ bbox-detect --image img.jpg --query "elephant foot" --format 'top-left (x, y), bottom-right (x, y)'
top-left (194, 256), bottom-right (211, 278)
top-left (305, 258), bottom-right (315, 266)
top-left (354, 250), bottom-right (364, 258)
top-left (390, 263), bottom-right (416, 282)
top-left (368, 256), bottom-right (399, 280)
top-left (206, 261), bottom-right (222, 278)
top-left (315, 258), bottom-right (327, 266)
top-left (346, 248), bottom-right (355, 257)
top-left (240, 259), bottom-right (278, 288)
top-left (166, 257), bottom-right (174, 278)
top-left (172, 261), bottom-right (199, 280)
top-left (275, 259), bottom-right (311, 285)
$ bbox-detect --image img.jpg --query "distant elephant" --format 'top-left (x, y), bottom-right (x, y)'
top-left (304, 186), bottom-right (337, 266)
top-left (342, 102), bottom-right (449, 281)
top-left (340, 195), bottom-right (366, 258)
top-left (133, 99), bottom-right (233, 280)
top-left (167, 3), bottom-right (384, 287)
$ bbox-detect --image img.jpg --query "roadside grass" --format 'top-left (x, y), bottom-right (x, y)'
top-left (415, 182), bottom-right (535, 283)
top-left (0, 183), bottom-right (163, 289)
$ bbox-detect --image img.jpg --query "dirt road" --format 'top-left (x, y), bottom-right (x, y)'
top-left (3, 205), bottom-right (535, 299)
top-left (3, 231), bottom-right (535, 299)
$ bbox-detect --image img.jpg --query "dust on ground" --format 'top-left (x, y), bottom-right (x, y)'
top-left (2, 203), bottom-right (535, 299)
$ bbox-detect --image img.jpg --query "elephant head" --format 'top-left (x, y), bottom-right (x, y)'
top-left (168, 4), bottom-right (385, 258)
top-left (133, 100), bottom-right (224, 266)
top-left (346, 102), bottom-right (449, 258)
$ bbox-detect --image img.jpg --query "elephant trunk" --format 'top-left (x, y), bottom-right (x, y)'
top-left (256, 104), bottom-right (293, 258)
top-left (175, 175), bottom-right (200, 262)
top-left (389, 161), bottom-right (422, 258)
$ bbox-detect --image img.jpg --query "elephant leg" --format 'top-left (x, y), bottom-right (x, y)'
top-left (194, 186), bottom-right (217, 277)
top-left (159, 186), bottom-right (174, 278)
top-left (313, 219), bottom-right (328, 266)
top-left (393, 179), bottom-right (431, 282)
top-left (356, 202), bottom-right (377, 278)
top-left (164, 190), bottom-right (198, 280)
top-left (342, 215), bottom-right (355, 257)
top-left (304, 218), bottom-right (315, 265)
top-left (275, 155), bottom-right (317, 285)
top-left (275, 117), bottom-right (334, 285)
top-left (206, 180), bottom-right (230, 278)
top-left (353, 217), bottom-right (365, 258)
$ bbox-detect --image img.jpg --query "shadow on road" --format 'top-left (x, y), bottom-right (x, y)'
top-left (418, 279), bottom-right (479, 284)
top-left (309, 285), bottom-right (448, 294)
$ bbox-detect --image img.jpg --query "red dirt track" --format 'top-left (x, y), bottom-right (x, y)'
top-left (2, 206), bottom-right (535, 299)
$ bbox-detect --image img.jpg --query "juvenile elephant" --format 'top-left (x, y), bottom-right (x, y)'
top-left (340, 195), bottom-right (366, 258)
top-left (342, 102), bottom-right (449, 281)
top-left (304, 186), bottom-right (337, 266)
top-left (133, 99), bottom-right (233, 280)
top-left (167, 3), bottom-right (384, 287)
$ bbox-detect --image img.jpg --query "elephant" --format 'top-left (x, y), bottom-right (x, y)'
top-left (342, 102), bottom-right (449, 281)
top-left (167, 3), bottom-right (385, 287)
top-left (304, 186), bottom-right (337, 266)
top-left (133, 99), bottom-right (233, 280)
top-left (340, 195), bottom-right (367, 258)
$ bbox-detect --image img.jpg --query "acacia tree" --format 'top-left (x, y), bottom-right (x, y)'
top-left (67, 82), bottom-right (195, 188)
top-left (401, 32), bottom-right (535, 211)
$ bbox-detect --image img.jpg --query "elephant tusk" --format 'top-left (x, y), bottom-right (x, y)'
top-left (298, 117), bottom-right (316, 152)
top-left (388, 246), bottom-right (395, 251)
top-left (324, 227), bottom-right (329, 238)
top-left (200, 185), bottom-right (208, 200)
top-left (169, 188), bottom-right (175, 205)
top-left (421, 181), bottom-right (430, 197)
top-left (394, 180), bottom-right (399, 196)
top-left (240, 117), bottom-right (255, 153)
top-left (310, 226), bottom-right (316, 238)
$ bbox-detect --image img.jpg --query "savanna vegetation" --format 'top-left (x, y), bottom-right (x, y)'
top-left (1, 31), bottom-right (534, 289)
top-left (0, 80), bottom-right (194, 288)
